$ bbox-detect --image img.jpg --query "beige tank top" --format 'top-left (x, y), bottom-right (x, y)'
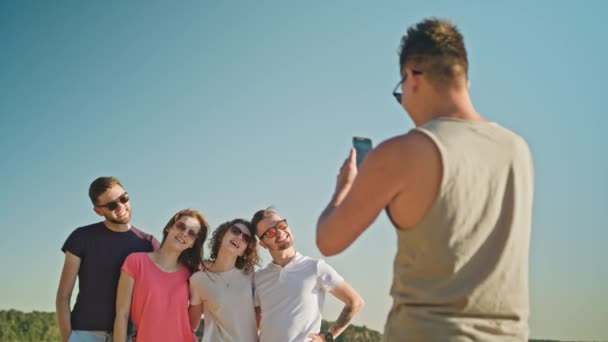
top-left (384, 118), bottom-right (534, 341)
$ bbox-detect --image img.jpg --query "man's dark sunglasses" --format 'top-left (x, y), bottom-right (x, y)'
top-left (230, 225), bottom-right (252, 244)
top-left (392, 69), bottom-right (423, 104)
top-left (96, 192), bottom-right (129, 211)
top-left (260, 219), bottom-right (288, 240)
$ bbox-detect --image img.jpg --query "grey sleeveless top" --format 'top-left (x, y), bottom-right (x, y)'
top-left (384, 118), bottom-right (534, 341)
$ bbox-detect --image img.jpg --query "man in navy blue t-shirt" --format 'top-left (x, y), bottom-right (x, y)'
top-left (56, 176), bottom-right (160, 342)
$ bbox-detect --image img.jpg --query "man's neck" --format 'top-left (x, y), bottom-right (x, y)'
top-left (270, 247), bottom-right (297, 267)
top-left (413, 90), bottom-right (484, 126)
top-left (103, 220), bottom-right (130, 233)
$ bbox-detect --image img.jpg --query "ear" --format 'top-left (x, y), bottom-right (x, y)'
top-left (93, 207), bottom-right (104, 217)
top-left (259, 240), bottom-right (268, 250)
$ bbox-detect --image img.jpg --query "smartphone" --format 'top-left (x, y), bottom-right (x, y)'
top-left (353, 136), bottom-right (373, 168)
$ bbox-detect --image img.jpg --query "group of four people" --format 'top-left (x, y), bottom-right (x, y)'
top-left (56, 176), bottom-right (364, 342)
top-left (57, 17), bottom-right (534, 342)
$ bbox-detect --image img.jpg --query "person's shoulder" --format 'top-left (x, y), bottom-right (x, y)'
top-left (298, 254), bottom-right (319, 265)
top-left (254, 265), bottom-right (272, 275)
top-left (68, 222), bottom-right (104, 237)
top-left (254, 264), bottom-right (277, 279)
top-left (125, 251), bottom-right (148, 262)
top-left (129, 226), bottom-right (159, 244)
top-left (378, 131), bottom-right (434, 154)
top-left (129, 225), bottom-right (152, 238)
top-left (315, 258), bottom-right (337, 271)
top-left (190, 270), bottom-right (205, 282)
top-left (365, 132), bottom-right (435, 174)
top-left (237, 268), bottom-right (254, 280)
top-left (499, 125), bottom-right (531, 149)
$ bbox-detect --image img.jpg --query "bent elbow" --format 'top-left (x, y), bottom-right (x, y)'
top-left (316, 235), bottom-right (343, 257)
top-left (354, 297), bottom-right (365, 311)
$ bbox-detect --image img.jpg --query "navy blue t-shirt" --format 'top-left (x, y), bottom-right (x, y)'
top-left (61, 222), bottom-right (159, 331)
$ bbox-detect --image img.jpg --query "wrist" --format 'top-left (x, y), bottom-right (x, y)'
top-left (331, 185), bottom-right (351, 206)
top-left (321, 331), bottom-right (334, 342)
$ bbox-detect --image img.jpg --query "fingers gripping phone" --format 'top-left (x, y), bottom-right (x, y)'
top-left (353, 136), bottom-right (373, 168)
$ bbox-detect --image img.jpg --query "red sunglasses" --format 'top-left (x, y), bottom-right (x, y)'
top-left (260, 219), bottom-right (288, 240)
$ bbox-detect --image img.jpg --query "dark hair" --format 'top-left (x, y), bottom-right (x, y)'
top-left (207, 219), bottom-right (260, 274)
top-left (251, 207), bottom-right (277, 237)
top-left (89, 176), bottom-right (122, 205)
top-left (398, 18), bottom-right (468, 89)
top-left (161, 209), bottom-right (209, 274)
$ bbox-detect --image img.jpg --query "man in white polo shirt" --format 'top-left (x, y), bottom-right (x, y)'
top-left (251, 208), bottom-right (364, 342)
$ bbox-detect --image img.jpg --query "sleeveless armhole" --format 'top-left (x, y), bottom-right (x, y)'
top-left (385, 127), bottom-right (448, 230)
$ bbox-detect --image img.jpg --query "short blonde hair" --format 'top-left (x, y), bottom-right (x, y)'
top-left (399, 18), bottom-right (468, 90)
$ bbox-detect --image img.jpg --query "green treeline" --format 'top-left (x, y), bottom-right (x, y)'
top-left (0, 310), bottom-right (591, 342)
top-left (0, 310), bottom-right (61, 342)
top-left (0, 310), bottom-right (383, 342)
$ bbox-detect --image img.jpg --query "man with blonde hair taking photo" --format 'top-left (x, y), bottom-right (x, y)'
top-left (317, 18), bottom-right (534, 341)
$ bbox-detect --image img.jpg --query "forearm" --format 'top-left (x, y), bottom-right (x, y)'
top-left (188, 304), bottom-right (203, 332)
top-left (55, 296), bottom-right (72, 342)
top-left (317, 187), bottom-right (356, 257)
top-left (328, 300), bottom-right (364, 338)
top-left (113, 314), bottom-right (129, 342)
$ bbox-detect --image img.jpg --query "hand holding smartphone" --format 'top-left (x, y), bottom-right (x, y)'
top-left (353, 136), bottom-right (373, 168)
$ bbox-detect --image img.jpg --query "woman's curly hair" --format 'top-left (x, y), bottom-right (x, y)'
top-left (207, 218), bottom-right (260, 274)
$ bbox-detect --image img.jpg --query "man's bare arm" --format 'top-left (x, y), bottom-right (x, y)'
top-left (308, 281), bottom-right (364, 341)
top-left (55, 252), bottom-right (80, 342)
top-left (317, 131), bottom-right (441, 256)
top-left (317, 137), bottom-right (406, 256)
top-left (326, 282), bottom-right (365, 338)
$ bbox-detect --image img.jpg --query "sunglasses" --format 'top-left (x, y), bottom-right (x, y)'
top-left (260, 219), bottom-right (288, 240)
top-left (174, 221), bottom-right (199, 239)
top-left (97, 192), bottom-right (129, 211)
top-left (229, 225), bottom-right (252, 244)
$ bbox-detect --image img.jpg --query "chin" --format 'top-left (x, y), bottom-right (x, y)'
top-left (108, 216), bottom-right (131, 225)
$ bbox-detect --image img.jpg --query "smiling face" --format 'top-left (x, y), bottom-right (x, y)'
top-left (165, 215), bottom-right (202, 251)
top-left (256, 212), bottom-right (293, 251)
top-left (93, 185), bottom-right (132, 224)
top-left (220, 222), bottom-right (252, 257)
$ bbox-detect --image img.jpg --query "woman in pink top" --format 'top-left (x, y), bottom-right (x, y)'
top-left (114, 209), bottom-right (209, 342)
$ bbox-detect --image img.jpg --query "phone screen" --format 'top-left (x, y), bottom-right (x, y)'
top-left (353, 137), bottom-right (373, 168)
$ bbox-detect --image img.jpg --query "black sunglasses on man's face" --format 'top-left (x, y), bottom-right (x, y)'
top-left (96, 192), bottom-right (129, 211)
top-left (392, 69), bottom-right (423, 104)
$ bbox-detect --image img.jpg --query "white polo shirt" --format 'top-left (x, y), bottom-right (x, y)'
top-left (254, 252), bottom-right (344, 342)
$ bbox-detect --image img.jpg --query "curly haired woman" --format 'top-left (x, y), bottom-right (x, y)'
top-left (188, 218), bottom-right (260, 342)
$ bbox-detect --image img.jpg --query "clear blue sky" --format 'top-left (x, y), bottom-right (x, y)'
top-left (1, 1), bottom-right (606, 340)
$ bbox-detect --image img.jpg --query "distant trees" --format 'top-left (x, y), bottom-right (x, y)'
top-left (0, 310), bottom-right (60, 341)
top-left (0, 310), bottom-right (583, 342)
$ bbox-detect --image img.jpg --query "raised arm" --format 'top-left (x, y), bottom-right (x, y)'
top-left (317, 139), bottom-right (404, 256)
top-left (56, 252), bottom-right (80, 342)
top-left (113, 271), bottom-right (134, 342)
top-left (317, 132), bottom-right (440, 256)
